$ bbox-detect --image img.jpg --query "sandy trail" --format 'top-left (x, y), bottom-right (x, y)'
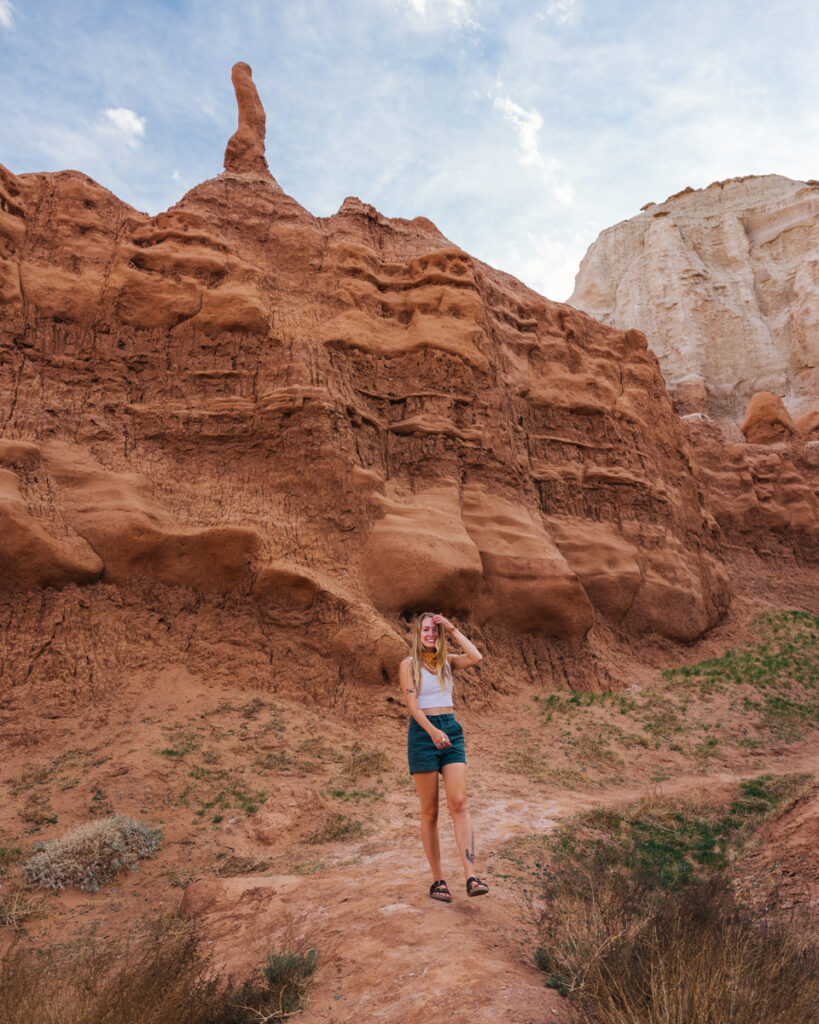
top-left (190, 744), bottom-right (819, 1024)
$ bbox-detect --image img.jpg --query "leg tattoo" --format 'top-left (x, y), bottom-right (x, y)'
top-left (465, 827), bottom-right (475, 864)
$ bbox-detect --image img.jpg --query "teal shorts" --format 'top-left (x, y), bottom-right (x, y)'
top-left (408, 714), bottom-right (466, 775)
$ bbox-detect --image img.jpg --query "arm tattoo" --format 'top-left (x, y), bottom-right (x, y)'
top-left (405, 687), bottom-right (416, 695)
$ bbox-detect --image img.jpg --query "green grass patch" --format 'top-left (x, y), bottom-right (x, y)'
top-left (547, 774), bottom-right (810, 894)
top-left (159, 729), bottom-right (202, 759)
top-left (327, 787), bottom-right (384, 804)
top-left (664, 610), bottom-right (818, 696)
top-left (527, 773), bottom-right (813, 1011)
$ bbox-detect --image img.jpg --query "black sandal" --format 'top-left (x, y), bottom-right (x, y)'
top-left (466, 876), bottom-right (489, 897)
top-left (429, 879), bottom-right (452, 903)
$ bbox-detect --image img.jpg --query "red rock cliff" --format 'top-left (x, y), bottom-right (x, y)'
top-left (0, 64), bottom-right (779, 717)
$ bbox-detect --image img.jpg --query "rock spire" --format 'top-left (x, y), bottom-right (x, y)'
top-left (223, 61), bottom-right (269, 175)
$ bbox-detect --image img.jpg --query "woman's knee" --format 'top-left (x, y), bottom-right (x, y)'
top-left (447, 794), bottom-right (468, 816)
top-left (420, 804), bottom-right (439, 826)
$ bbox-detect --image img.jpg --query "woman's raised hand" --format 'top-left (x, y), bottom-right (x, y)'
top-left (431, 613), bottom-right (454, 635)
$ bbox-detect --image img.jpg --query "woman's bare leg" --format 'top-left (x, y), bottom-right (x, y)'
top-left (413, 771), bottom-right (443, 879)
top-left (441, 762), bottom-right (476, 879)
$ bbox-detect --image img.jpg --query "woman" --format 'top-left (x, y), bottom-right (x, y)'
top-left (399, 611), bottom-right (489, 902)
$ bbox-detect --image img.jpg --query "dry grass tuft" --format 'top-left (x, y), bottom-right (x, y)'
top-left (211, 854), bottom-right (275, 877)
top-left (23, 815), bottom-right (162, 892)
top-left (340, 742), bottom-right (387, 782)
top-left (0, 925), bottom-right (319, 1024)
top-left (0, 885), bottom-right (44, 930)
top-left (573, 878), bottom-right (817, 1024)
top-left (306, 812), bottom-right (365, 845)
top-left (532, 776), bottom-right (818, 1024)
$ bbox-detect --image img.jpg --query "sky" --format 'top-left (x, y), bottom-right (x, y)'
top-left (1, 0), bottom-right (818, 301)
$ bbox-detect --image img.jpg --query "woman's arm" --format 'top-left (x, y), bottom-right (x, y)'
top-left (399, 658), bottom-right (452, 747)
top-left (433, 614), bottom-right (482, 671)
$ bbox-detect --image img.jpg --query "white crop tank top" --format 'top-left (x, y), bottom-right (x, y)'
top-left (416, 662), bottom-right (454, 710)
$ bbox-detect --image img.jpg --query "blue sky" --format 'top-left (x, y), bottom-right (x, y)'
top-left (1, 0), bottom-right (818, 300)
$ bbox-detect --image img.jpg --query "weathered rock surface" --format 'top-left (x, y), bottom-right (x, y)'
top-left (741, 391), bottom-right (796, 445)
top-left (570, 175), bottom-right (819, 419)
top-left (1, 64), bottom-right (815, 712)
top-left (224, 62), bottom-right (271, 177)
top-left (685, 414), bottom-right (818, 561)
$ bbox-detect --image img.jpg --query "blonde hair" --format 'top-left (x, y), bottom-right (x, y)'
top-left (411, 612), bottom-right (450, 692)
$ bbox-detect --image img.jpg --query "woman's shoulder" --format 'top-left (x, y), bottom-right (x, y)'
top-left (400, 655), bottom-right (413, 669)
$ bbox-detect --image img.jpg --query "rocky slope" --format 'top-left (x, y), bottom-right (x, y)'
top-left (569, 175), bottom-right (819, 420)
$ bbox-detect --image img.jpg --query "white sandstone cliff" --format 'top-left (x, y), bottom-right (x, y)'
top-left (569, 175), bottom-right (819, 419)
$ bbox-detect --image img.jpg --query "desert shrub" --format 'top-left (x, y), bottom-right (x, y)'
top-left (0, 884), bottom-right (43, 930)
top-left (575, 878), bottom-right (818, 1024)
top-left (23, 814), bottom-right (162, 892)
top-left (229, 945), bottom-right (320, 1020)
top-left (533, 776), bottom-right (816, 1019)
top-left (0, 928), bottom-right (320, 1024)
top-left (0, 928), bottom-right (219, 1024)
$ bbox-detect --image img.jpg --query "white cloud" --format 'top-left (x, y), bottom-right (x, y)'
top-left (492, 92), bottom-right (574, 206)
top-left (538, 0), bottom-right (578, 25)
top-left (405, 0), bottom-right (478, 28)
top-left (101, 107), bottom-right (146, 148)
top-left (172, 169), bottom-right (181, 182)
top-left (0, 0), bottom-right (15, 30)
top-left (493, 95), bottom-right (544, 168)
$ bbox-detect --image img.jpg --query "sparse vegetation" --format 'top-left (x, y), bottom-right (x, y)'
top-left (230, 944), bottom-right (320, 1020)
top-left (328, 786), bottom-right (384, 804)
top-left (521, 610), bottom-right (819, 786)
top-left (306, 812), bottom-right (365, 845)
top-left (0, 926), bottom-right (319, 1024)
top-left (340, 742), bottom-right (387, 781)
top-left (210, 853), bottom-right (274, 877)
top-left (0, 846), bottom-right (23, 875)
top-left (528, 776), bottom-right (816, 1023)
top-left (160, 728), bottom-right (202, 759)
top-left (19, 793), bottom-right (57, 827)
top-left (664, 610), bottom-right (818, 738)
top-left (0, 884), bottom-right (44, 930)
top-left (23, 815), bottom-right (162, 892)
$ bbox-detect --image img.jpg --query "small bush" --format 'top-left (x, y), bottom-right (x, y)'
top-left (23, 814), bottom-right (162, 892)
top-left (0, 928), bottom-right (319, 1024)
top-left (575, 878), bottom-right (819, 1024)
top-left (532, 777), bottom-right (818, 1023)
top-left (0, 885), bottom-right (44, 930)
top-left (230, 945), bottom-right (320, 1020)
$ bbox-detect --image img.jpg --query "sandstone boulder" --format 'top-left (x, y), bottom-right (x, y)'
top-left (741, 392), bottom-right (796, 445)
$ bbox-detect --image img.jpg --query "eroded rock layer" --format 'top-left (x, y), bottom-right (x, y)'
top-left (1, 65), bottom-right (811, 714)
top-left (569, 175), bottom-right (819, 420)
